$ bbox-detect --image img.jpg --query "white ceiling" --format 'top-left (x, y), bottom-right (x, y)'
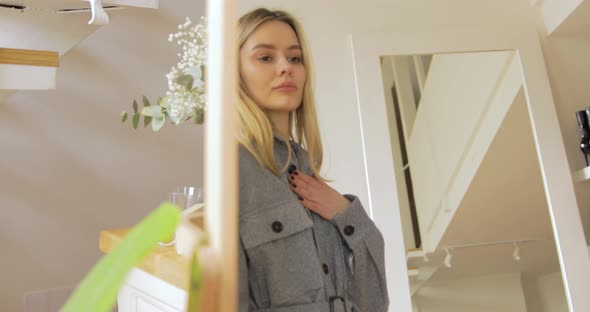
top-left (547, 0), bottom-right (590, 36)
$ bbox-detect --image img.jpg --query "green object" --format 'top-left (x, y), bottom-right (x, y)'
top-left (175, 74), bottom-right (194, 90)
top-left (61, 202), bottom-right (181, 312)
top-left (186, 248), bottom-right (204, 311)
top-left (141, 105), bottom-right (164, 118)
top-left (152, 114), bottom-right (166, 131)
top-left (142, 97), bottom-right (153, 128)
top-left (142, 96), bottom-right (151, 107)
top-left (194, 109), bottom-right (204, 124)
top-left (132, 113), bottom-right (140, 129)
top-left (120, 111), bottom-right (128, 123)
top-left (144, 115), bottom-right (153, 128)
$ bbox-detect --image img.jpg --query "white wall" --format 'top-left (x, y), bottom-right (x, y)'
top-left (413, 273), bottom-right (529, 312)
top-left (521, 272), bottom-right (569, 312)
top-left (541, 34), bottom-right (590, 244)
top-left (0, 3), bottom-right (205, 311)
top-left (0, 90), bottom-right (15, 102)
top-left (0, 64), bottom-right (56, 90)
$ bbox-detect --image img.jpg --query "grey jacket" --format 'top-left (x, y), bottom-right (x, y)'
top-left (238, 135), bottom-right (389, 312)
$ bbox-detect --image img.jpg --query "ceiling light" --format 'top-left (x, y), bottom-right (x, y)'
top-left (444, 248), bottom-right (453, 269)
top-left (512, 242), bottom-right (521, 261)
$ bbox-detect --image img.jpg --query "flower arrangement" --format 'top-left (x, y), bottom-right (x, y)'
top-left (121, 17), bottom-right (208, 131)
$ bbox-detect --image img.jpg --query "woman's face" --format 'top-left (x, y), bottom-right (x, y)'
top-left (240, 20), bottom-right (306, 114)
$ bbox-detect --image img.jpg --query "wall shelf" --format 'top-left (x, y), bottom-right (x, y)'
top-left (406, 248), bottom-right (425, 261)
top-left (0, 48), bottom-right (59, 67)
top-left (573, 166), bottom-right (590, 183)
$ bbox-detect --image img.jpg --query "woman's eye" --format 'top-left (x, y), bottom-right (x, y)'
top-left (289, 56), bottom-right (302, 64)
top-left (258, 56), bottom-right (272, 62)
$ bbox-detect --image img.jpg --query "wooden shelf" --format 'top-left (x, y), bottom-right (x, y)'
top-left (573, 166), bottom-right (590, 183)
top-left (0, 48), bottom-right (59, 67)
top-left (406, 248), bottom-right (425, 260)
top-left (100, 228), bottom-right (191, 290)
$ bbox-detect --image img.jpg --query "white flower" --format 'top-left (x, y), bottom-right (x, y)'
top-left (185, 65), bottom-right (204, 88)
top-left (161, 92), bottom-right (201, 125)
top-left (163, 16), bottom-right (207, 127)
top-left (129, 16), bottom-right (207, 132)
top-left (141, 105), bottom-right (166, 131)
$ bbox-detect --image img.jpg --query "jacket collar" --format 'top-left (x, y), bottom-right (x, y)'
top-left (272, 132), bottom-right (312, 176)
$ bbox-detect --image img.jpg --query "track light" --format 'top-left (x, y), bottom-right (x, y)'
top-left (512, 242), bottom-right (521, 261)
top-left (444, 248), bottom-right (453, 268)
top-left (435, 240), bottom-right (538, 270)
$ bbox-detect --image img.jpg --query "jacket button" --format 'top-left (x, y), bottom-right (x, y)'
top-left (288, 164), bottom-right (297, 174)
top-left (343, 225), bottom-right (355, 236)
top-left (322, 263), bottom-right (329, 274)
top-left (271, 221), bottom-right (283, 233)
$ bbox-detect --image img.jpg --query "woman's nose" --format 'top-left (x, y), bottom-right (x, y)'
top-left (278, 58), bottom-right (293, 77)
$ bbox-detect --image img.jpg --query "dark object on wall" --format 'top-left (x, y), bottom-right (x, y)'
top-left (0, 3), bottom-right (26, 10)
top-left (576, 109), bottom-right (590, 166)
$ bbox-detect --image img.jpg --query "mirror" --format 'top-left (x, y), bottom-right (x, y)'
top-left (379, 51), bottom-right (568, 311)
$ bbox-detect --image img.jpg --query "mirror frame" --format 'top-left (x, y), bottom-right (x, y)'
top-left (349, 26), bottom-right (590, 311)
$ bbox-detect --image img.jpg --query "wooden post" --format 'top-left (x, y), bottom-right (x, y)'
top-left (204, 0), bottom-right (238, 311)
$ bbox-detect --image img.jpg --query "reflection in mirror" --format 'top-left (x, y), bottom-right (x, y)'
top-left (380, 51), bottom-right (568, 312)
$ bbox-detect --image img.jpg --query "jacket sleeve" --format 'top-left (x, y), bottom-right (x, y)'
top-left (330, 195), bottom-right (390, 312)
top-left (238, 237), bottom-right (254, 312)
top-left (238, 146), bottom-right (259, 311)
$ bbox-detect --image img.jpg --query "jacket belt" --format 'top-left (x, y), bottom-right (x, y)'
top-left (256, 296), bottom-right (350, 312)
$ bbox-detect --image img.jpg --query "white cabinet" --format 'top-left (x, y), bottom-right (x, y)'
top-left (117, 268), bottom-right (187, 312)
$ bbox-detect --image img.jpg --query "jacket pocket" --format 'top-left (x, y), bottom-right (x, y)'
top-left (240, 200), bottom-right (325, 307)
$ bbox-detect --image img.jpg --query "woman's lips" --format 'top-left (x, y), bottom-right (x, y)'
top-left (274, 86), bottom-right (298, 92)
top-left (273, 82), bottom-right (297, 92)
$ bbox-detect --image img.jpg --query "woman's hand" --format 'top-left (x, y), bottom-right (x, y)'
top-left (289, 171), bottom-right (351, 220)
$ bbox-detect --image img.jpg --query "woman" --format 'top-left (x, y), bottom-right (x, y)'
top-left (237, 8), bottom-right (389, 312)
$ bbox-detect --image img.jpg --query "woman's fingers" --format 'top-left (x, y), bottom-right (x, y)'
top-left (289, 171), bottom-right (318, 200)
top-left (289, 179), bottom-right (315, 201)
top-left (288, 171), bottom-right (347, 220)
top-left (289, 171), bottom-right (318, 188)
top-left (299, 198), bottom-right (324, 217)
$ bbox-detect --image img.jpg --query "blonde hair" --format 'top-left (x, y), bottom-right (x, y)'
top-left (237, 8), bottom-right (324, 179)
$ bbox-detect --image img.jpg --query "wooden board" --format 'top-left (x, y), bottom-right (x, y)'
top-left (0, 48), bottom-right (59, 67)
top-left (99, 228), bottom-right (191, 290)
